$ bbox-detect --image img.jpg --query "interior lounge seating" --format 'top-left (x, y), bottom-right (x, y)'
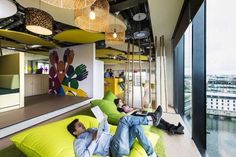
top-left (11, 115), bottom-right (164, 157)
top-left (2, 0), bottom-right (230, 157)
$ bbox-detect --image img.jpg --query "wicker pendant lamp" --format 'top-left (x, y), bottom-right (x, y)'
top-left (41, 0), bottom-right (96, 9)
top-left (105, 14), bottom-right (126, 45)
top-left (105, 24), bottom-right (125, 45)
top-left (74, 0), bottom-right (109, 32)
top-left (25, 8), bottom-right (53, 35)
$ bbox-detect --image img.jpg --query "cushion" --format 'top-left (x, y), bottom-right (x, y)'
top-left (103, 90), bottom-right (117, 102)
top-left (0, 74), bottom-right (19, 89)
top-left (90, 99), bottom-right (125, 124)
top-left (11, 115), bottom-right (159, 157)
top-left (90, 99), bottom-right (117, 114)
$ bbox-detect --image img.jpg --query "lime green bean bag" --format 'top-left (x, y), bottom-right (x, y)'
top-left (90, 99), bottom-right (125, 125)
top-left (91, 90), bottom-right (124, 125)
top-left (11, 115), bottom-right (159, 157)
top-left (103, 90), bottom-right (117, 102)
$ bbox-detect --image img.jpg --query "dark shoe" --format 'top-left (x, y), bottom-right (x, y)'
top-left (167, 124), bottom-right (175, 134)
top-left (170, 123), bottom-right (184, 134)
top-left (177, 122), bottom-right (184, 131)
top-left (153, 106), bottom-right (163, 126)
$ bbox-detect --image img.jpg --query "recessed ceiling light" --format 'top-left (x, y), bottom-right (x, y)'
top-left (28, 45), bottom-right (42, 48)
top-left (133, 31), bottom-right (150, 39)
top-left (146, 46), bottom-right (153, 49)
top-left (7, 47), bottom-right (16, 50)
top-left (136, 32), bottom-right (146, 38)
top-left (133, 13), bottom-right (146, 21)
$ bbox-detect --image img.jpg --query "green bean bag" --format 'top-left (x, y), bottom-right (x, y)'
top-left (92, 91), bottom-right (156, 125)
top-left (11, 115), bottom-right (159, 157)
top-left (90, 99), bottom-right (125, 125)
top-left (91, 90), bottom-right (125, 125)
top-left (103, 90), bottom-right (117, 102)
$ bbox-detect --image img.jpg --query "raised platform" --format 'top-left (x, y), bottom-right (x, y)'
top-left (0, 94), bottom-right (91, 138)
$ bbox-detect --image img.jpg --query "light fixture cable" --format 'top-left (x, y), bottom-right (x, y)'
top-left (113, 13), bottom-right (118, 38)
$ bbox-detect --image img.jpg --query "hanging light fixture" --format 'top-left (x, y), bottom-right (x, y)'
top-left (0, 0), bottom-right (17, 18)
top-left (132, 13), bottom-right (150, 39)
top-left (74, 0), bottom-right (109, 32)
top-left (112, 29), bottom-right (118, 38)
top-left (25, 8), bottom-right (53, 35)
top-left (41, 0), bottom-right (96, 10)
top-left (105, 24), bottom-right (125, 45)
top-left (105, 14), bottom-right (126, 45)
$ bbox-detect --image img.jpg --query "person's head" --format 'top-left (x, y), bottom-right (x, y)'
top-left (114, 98), bottom-right (123, 107)
top-left (106, 69), bottom-right (109, 72)
top-left (67, 119), bottom-right (86, 138)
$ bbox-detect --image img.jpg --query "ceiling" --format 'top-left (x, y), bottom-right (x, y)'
top-left (0, 0), bottom-right (184, 62)
top-left (148, 0), bottom-right (184, 47)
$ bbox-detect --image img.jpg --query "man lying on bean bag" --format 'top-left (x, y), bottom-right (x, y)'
top-left (114, 98), bottom-right (184, 135)
top-left (67, 106), bottom-right (163, 157)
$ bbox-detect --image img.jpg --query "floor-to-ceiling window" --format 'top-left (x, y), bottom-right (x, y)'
top-left (184, 23), bottom-right (192, 132)
top-left (174, 1), bottom-right (206, 154)
top-left (206, 0), bottom-right (236, 157)
top-left (174, 37), bottom-right (184, 115)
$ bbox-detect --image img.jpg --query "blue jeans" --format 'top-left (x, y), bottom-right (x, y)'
top-left (110, 116), bottom-right (154, 157)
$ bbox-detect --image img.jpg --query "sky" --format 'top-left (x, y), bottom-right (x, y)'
top-left (206, 0), bottom-right (236, 75)
top-left (184, 23), bottom-right (192, 76)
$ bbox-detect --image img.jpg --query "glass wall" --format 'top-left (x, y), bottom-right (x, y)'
top-left (174, 37), bottom-right (184, 114)
top-left (184, 23), bottom-right (193, 133)
top-left (37, 62), bottom-right (49, 74)
top-left (174, 2), bottom-right (206, 153)
top-left (206, 0), bottom-right (236, 156)
top-left (24, 53), bottom-right (49, 74)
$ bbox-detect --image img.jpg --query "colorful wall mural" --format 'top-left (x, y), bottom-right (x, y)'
top-left (49, 44), bottom-right (94, 97)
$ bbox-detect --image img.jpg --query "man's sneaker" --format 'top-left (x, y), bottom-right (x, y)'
top-left (169, 122), bottom-right (184, 134)
top-left (167, 125), bottom-right (176, 134)
top-left (152, 106), bottom-right (163, 126)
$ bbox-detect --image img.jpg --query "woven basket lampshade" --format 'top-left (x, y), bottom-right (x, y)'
top-left (105, 24), bottom-right (125, 45)
top-left (74, 0), bottom-right (109, 32)
top-left (25, 8), bottom-right (53, 35)
top-left (41, 0), bottom-right (96, 9)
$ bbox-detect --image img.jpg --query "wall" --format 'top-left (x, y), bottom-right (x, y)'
top-left (165, 41), bottom-right (174, 107)
top-left (49, 44), bottom-right (95, 98)
top-left (25, 74), bottom-right (49, 97)
top-left (19, 52), bottom-right (25, 108)
top-left (93, 60), bottom-right (104, 99)
top-left (0, 53), bottom-right (19, 75)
